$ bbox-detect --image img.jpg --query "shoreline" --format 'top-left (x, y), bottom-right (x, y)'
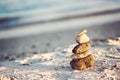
top-left (0, 21), bottom-right (120, 54)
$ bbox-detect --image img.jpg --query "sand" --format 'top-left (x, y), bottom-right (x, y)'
top-left (0, 37), bottom-right (120, 80)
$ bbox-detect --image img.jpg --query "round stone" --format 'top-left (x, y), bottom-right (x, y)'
top-left (70, 54), bottom-right (94, 70)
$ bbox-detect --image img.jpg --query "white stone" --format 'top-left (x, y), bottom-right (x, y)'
top-left (76, 34), bottom-right (89, 44)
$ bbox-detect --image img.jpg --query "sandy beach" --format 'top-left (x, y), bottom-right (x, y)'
top-left (0, 37), bottom-right (120, 80)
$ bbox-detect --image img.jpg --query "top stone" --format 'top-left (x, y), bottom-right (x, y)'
top-left (76, 29), bottom-right (90, 44)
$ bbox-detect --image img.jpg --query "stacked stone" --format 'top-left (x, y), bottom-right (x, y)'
top-left (70, 29), bottom-right (94, 70)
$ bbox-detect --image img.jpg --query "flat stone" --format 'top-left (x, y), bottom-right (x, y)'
top-left (72, 42), bottom-right (90, 54)
top-left (71, 51), bottom-right (92, 59)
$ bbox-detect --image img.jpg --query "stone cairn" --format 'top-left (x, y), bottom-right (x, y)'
top-left (70, 29), bottom-right (94, 70)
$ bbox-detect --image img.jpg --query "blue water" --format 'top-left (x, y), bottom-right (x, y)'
top-left (0, 0), bottom-right (82, 14)
top-left (0, 0), bottom-right (120, 29)
top-left (0, 0), bottom-right (120, 15)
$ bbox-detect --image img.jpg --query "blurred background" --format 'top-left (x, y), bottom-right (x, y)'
top-left (0, 0), bottom-right (120, 55)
